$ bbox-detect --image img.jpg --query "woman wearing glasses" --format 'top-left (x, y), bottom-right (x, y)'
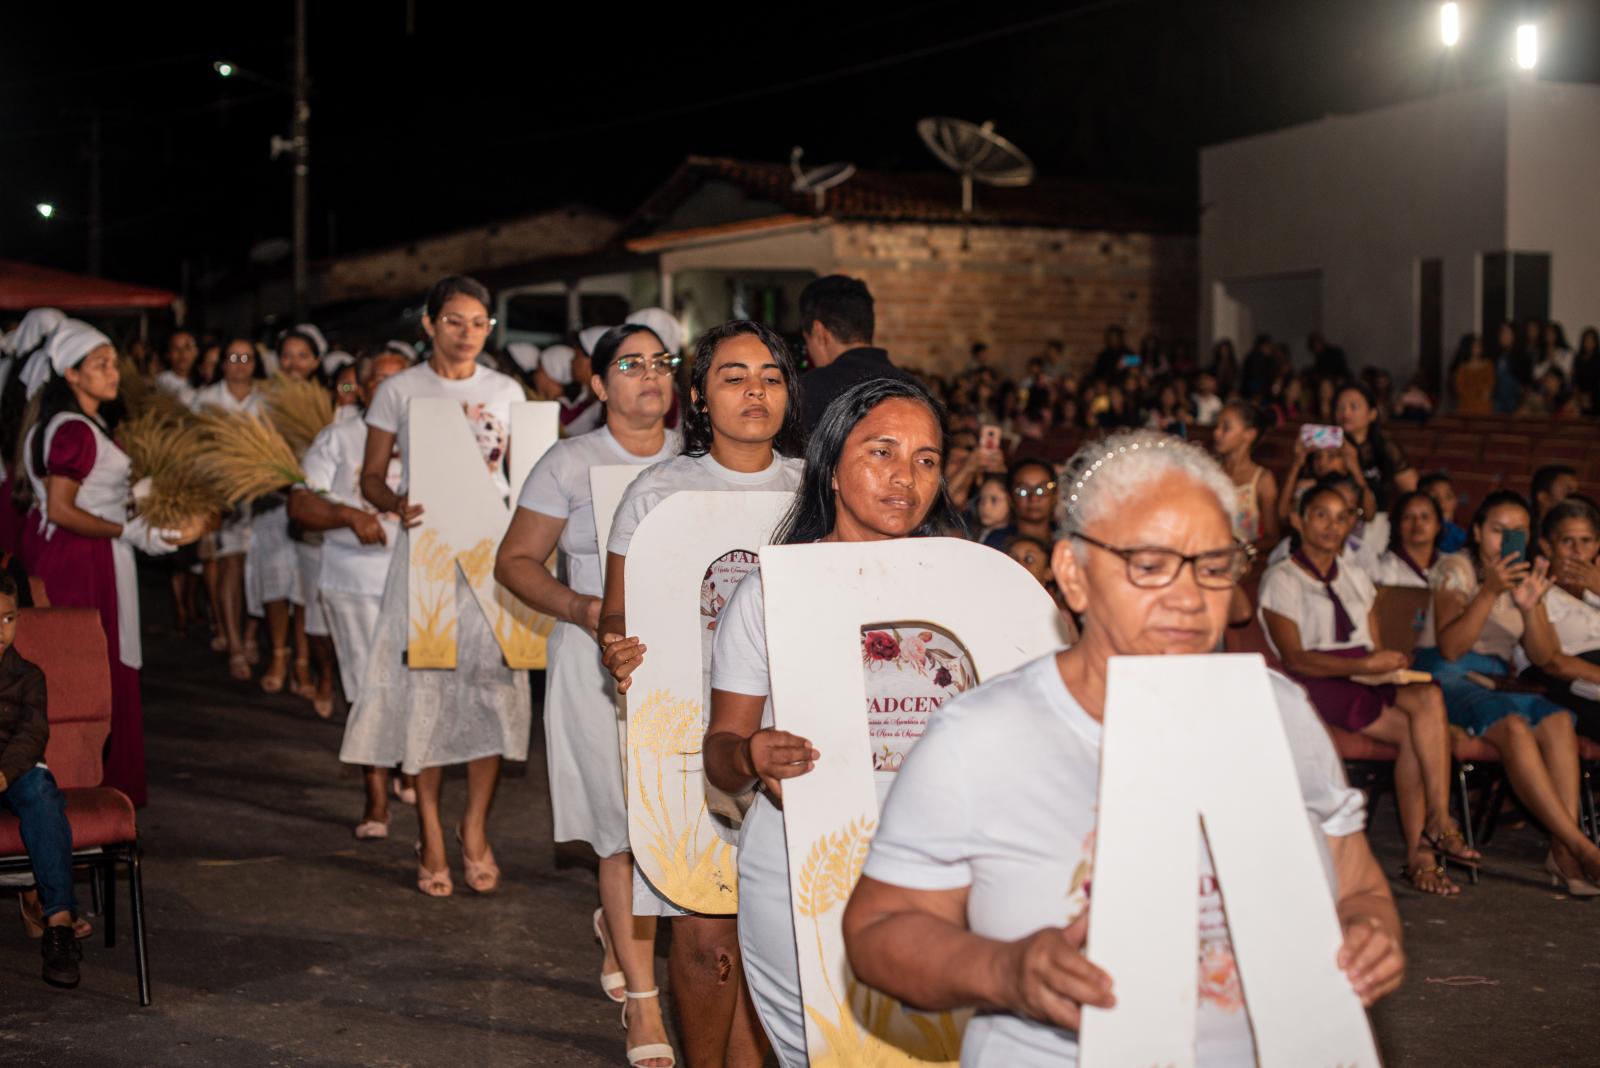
top-left (193, 337), bottom-right (268, 681)
top-left (1258, 483), bottom-right (1474, 896)
top-left (495, 324), bottom-right (682, 1067)
top-left (981, 458), bottom-right (1058, 550)
top-left (599, 320), bottom-right (806, 1068)
top-left (339, 275), bottom-right (530, 898)
top-left (843, 431), bottom-right (1403, 1067)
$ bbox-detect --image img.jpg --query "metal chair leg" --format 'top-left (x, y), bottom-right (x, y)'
top-left (1456, 762), bottom-right (1479, 886)
top-left (1583, 766), bottom-right (1600, 847)
top-left (127, 848), bottom-right (150, 1007)
top-left (89, 864), bottom-right (104, 917)
top-left (102, 857), bottom-right (117, 948)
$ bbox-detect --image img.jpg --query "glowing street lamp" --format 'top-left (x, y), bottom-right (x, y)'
top-left (213, 61), bottom-right (236, 78)
top-left (1439, 3), bottom-right (1461, 47)
top-left (1515, 24), bottom-right (1538, 70)
top-left (35, 202), bottom-right (55, 220)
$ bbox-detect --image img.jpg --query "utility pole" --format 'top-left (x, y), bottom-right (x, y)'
top-left (291, 0), bottom-right (310, 321)
top-left (88, 110), bottom-right (103, 276)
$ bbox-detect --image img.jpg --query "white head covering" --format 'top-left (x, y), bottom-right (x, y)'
top-left (578, 326), bottom-right (610, 357)
top-left (383, 339), bottom-right (415, 360)
top-left (506, 341), bottom-right (541, 374)
top-left (625, 307), bottom-right (682, 354)
top-left (2, 307), bottom-right (66, 358)
top-left (285, 322), bottom-right (329, 358)
top-left (25, 319), bottom-right (112, 399)
top-left (538, 344), bottom-right (575, 385)
top-left (321, 350), bottom-right (356, 377)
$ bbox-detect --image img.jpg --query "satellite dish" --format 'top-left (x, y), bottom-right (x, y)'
top-left (916, 117), bottom-right (1035, 215)
top-left (790, 146), bottom-right (856, 213)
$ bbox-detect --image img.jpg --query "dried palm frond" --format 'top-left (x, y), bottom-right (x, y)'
top-left (260, 375), bottom-right (334, 457)
top-left (194, 409), bottom-right (304, 506)
top-left (116, 359), bottom-right (189, 423)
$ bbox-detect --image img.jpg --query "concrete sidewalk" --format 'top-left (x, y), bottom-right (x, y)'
top-left (0, 620), bottom-right (1597, 1066)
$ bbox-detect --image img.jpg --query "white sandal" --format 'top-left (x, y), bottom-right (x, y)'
top-left (621, 989), bottom-right (676, 1068)
top-left (353, 816), bottom-right (389, 840)
top-left (593, 907), bottom-right (627, 1003)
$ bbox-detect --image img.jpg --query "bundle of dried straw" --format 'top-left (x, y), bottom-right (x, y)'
top-left (194, 409), bottom-right (305, 506)
top-left (118, 410), bottom-right (228, 534)
top-left (260, 375), bottom-right (334, 458)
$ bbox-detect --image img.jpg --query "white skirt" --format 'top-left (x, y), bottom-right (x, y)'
top-left (245, 504), bottom-right (298, 617)
top-left (292, 541), bottom-right (328, 635)
top-left (338, 528), bottom-right (531, 774)
top-left (210, 510), bottom-right (250, 558)
top-left (737, 793), bottom-right (807, 1067)
top-left (544, 620), bottom-right (629, 857)
top-left (321, 589), bottom-right (381, 704)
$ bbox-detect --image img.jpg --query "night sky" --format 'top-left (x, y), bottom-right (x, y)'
top-left (5, 1), bottom-right (1598, 300)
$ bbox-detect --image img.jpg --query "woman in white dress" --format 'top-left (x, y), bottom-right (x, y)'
top-left (599, 319), bottom-right (806, 1068)
top-left (339, 275), bottom-right (529, 898)
top-left (703, 377), bottom-right (970, 1066)
top-left (192, 338), bottom-right (267, 680)
top-left (843, 430), bottom-right (1405, 1067)
top-left (1368, 490), bottom-right (1444, 589)
top-left (496, 324), bottom-right (682, 1068)
top-left (288, 350), bottom-right (413, 834)
top-left (153, 329), bottom-right (199, 407)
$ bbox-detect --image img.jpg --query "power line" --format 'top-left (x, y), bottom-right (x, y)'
top-left (487, 0), bottom-right (1141, 148)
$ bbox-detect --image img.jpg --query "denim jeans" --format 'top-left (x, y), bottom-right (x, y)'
top-left (2, 766), bottom-right (77, 919)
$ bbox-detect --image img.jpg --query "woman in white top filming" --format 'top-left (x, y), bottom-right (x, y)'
top-left (842, 430), bottom-right (1403, 1067)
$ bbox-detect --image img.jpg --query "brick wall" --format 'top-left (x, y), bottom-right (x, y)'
top-left (831, 222), bottom-right (1197, 378)
top-left (321, 208), bottom-right (618, 303)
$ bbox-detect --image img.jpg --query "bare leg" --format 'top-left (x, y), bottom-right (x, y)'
top-left (669, 915), bottom-right (765, 1068)
top-left (261, 599), bottom-right (291, 691)
top-left (457, 755), bottom-right (501, 857)
top-left (362, 766), bottom-right (390, 825)
top-left (309, 634), bottom-right (337, 711)
top-left (219, 555), bottom-right (248, 674)
top-left (291, 605), bottom-right (313, 696)
top-left (414, 765), bottom-right (446, 873)
top-left (1484, 714), bottom-right (1600, 873)
top-left (1531, 713), bottom-right (1599, 879)
top-left (601, 853), bottom-right (670, 1065)
top-left (203, 559), bottom-right (224, 648)
top-left (1361, 707), bottom-right (1455, 894)
top-left (725, 970), bottom-right (769, 1068)
top-left (168, 571), bottom-right (189, 634)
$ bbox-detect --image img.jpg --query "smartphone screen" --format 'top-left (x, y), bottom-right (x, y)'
top-left (979, 425), bottom-right (1002, 452)
top-left (1501, 528), bottom-right (1527, 566)
top-left (1299, 424), bottom-right (1345, 451)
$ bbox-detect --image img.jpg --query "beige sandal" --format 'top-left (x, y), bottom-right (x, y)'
top-left (415, 841), bottom-right (453, 897)
top-left (621, 990), bottom-right (676, 1068)
top-left (260, 647), bottom-right (291, 694)
top-left (455, 824), bottom-right (500, 894)
top-left (594, 907), bottom-right (627, 1003)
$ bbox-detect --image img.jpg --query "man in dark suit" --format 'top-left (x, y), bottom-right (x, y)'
top-left (797, 275), bottom-right (916, 432)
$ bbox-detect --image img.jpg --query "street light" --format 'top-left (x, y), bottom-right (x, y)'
top-left (35, 203), bottom-right (55, 220)
top-left (213, 61), bottom-right (236, 78)
top-left (1439, 3), bottom-right (1460, 47)
top-left (1515, 23), bottom-right (1538, 70)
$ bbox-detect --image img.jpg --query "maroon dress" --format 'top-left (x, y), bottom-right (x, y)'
top-left (20, 419), bottom-right (146, 806)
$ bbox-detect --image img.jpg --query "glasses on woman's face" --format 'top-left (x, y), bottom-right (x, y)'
top-left (437, 312), bottom-right (496, 334)
top-left (337, 382), bottom-right (358, 394)
top-left (613, 353), bottom-right (681, 377)
top-left (1013, 480), bottom-right (1057, 499)
top-left (226, 352), bottom-right (254, 364)
top-left (1071, 531), bottom-right (1253, 589)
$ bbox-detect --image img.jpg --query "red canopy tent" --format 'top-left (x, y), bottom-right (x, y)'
top-left (0, 259), bottom-right (176, 312)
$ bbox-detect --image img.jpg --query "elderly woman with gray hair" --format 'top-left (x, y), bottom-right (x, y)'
top-left (842, 430), bottom-right (1404, 1067)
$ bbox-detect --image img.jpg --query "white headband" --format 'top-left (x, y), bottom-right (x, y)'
top-left (624, 307), bottom-right (682, 354)
top-left (2, 307), bottom-right (65, 359)
top-left (578, 326), bottom-right (610, 357)
top-left (538, 344), bottom-right (575, 385)
top-left (284, 322), bottom-right (329, 358)
top-left (506, 341), bottom-right (542, 374)
top-left (26, 319), bottom-right (111, 399)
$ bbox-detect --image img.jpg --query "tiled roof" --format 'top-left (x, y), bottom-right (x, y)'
top-left (626, 155), bottom-right (1193, 235)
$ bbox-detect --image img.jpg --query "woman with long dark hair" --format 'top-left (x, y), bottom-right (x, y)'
top-left (1334, 383), bottom-right (1415, 512)
top-left (1572, 327), bottom-right (1600, 414)
top-left (0, 308), bottom-right (65, 556)
top-left (1413, 490), bottom-right (1600, 893)
top-left (598, 319), bottom-right (804, 1068)
top-left (1449, 332), bottom-right (1494, 414)
top-left (339, 275), bottom-right (530, 899)
top-left (496, 324), bottom-right (682, 1067)
top-left (18, 321), bottom-right (184, 807)
top-left (702, 376), bottom-right (969, 1065)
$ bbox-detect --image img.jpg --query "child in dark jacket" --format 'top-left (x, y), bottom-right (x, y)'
top-left (0, 574), bottom-right (82, 987)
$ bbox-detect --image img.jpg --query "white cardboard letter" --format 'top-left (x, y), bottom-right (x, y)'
top-left (625, 490), bottom-right (794, 913)
top-left (761, 538), bottom-right (1070, 1066)
top-left (406, 398), bottom-right (559, 669)
top-left (1079, 654), bottom-right (1381, 1068)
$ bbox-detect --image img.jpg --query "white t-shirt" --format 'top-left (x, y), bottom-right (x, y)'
top-left (608, 451), bottom-right (804, 679)
top-left (710, 567), bottom-right (976, 795)
top-left (863, 652), bottom-right (1366, 1068)
top-left (191, 380), bottom-right (262, 416)
top-left (515, 425), bottom-right (682, 598)
top-left (1515, 586), bottom-right (1600, 698)
top-left (154, 370), bottom-right (197, 408)
top-left (299, 415), bottom-right (401, 597)
top-left (364, 361), bottom-right (526, 497)
top-left (1258, 554), bottom-right (1377, 654)
top-left (1268, 512), bottom-right (1389, 580)
top-left (1191, 393), bottom-right (1223, 427)
top-left (1366, 549), bottom-right (1432, 589)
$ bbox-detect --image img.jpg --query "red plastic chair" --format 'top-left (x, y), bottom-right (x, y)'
top-left (0, 607), bottom-right (149, 1004)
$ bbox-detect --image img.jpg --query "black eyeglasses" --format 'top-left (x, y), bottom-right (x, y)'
top-left (1071, 531), bottom-right (1254, 589)
top-left (614, 353), bottom-right (681, 377)
top-left (1013, 480), bottom-right (1057, 499)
